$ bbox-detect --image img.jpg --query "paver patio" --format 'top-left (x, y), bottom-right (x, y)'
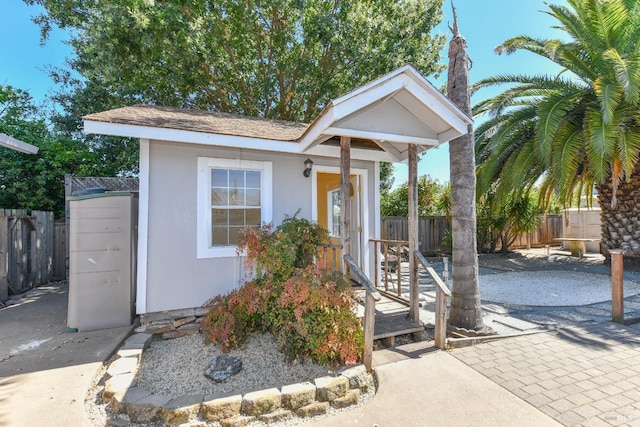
top-left (452, 322), bottom-right (640, 426)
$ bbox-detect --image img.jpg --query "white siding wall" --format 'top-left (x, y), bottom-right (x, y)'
top-left (145, 139), bottom-right (375, 313)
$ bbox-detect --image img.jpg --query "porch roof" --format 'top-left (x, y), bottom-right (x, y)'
top-left (83, 65), bottom-right (472, 162)
top-left (0, 133), bottom-right (39, 154)
top-left (299, 65), bottom-right (473, 162)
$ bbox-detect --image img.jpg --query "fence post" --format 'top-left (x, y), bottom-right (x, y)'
top-left (611, 249), bottom-right (625, 324)
top-left (0, 215), bottom-right (7, 300)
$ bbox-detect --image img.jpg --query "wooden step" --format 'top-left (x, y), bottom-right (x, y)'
top-left (374, 312), bottom-right (424, 340)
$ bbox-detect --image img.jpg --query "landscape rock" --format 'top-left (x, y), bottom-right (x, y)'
top-left (257, 408), bottom-right (292, 423)
top-left (161, 394), bottom-right (204, 426)
top-left (240, 388), bottom-right (281, 416)
top-left (331, 389), bottom-right (360, 409)
top-left (201, 394), bottom-right (242, 422)
top-left (314, 376), bottom-right (348, 402)
top-left (296, 401), bottom-right (329, 417)
top-left (340, 365), bottom-right (374, 392)
top-left (281, 382), bottom-right (316, 410)
top-left (205, 355), bottom-right (242, 382)
top-left (106, 356), bottom-right (138, 378)
top-left (220, 415), bottom-right (255, 427)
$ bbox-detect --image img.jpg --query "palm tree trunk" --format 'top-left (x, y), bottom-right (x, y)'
top-left (596, 163), bottom-right (640, 259)
top-left (446, 5), bottom-right (484, 331)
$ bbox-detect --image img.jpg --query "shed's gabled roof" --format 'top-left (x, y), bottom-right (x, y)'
top-left (83, 65), bottom-right (472, 162)
top-left (84, 104), bottom-right (308, 142)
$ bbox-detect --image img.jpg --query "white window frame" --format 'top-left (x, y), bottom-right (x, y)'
top-left (197, 157), bottom-right (273, 258)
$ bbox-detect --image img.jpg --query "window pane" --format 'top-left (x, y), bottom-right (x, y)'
top-left (206, 165), bottom-right (265, 249)
top-left (212, 227), bottom-right (228, 245)
top-left (246, 189), bottom-right (260, 206)
top-left (229, 170), bottom-right (244, 189)
top-left (229, 209), bottom-right (244, 226)
top-left (212, 209), bottom-right (227, 227)
top-left (211, 169), bottom-right (228, 187)
top-left (229, 189), bottom-right (245, 206)
top-left (229, 227), bottom-right (244, 245)
top-left (246, 209), bottom-right (261, 226)
top-left (211, 188), bottom-right (228, 206)
top-left (246, 171), bottom-right (260, 188)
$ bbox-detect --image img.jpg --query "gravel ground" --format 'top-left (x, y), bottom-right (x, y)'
top-left (136, 333), bottom-right (333, 398)
top-left (86, 333), bottom-right (376, 427)
top-left (479, 270), bottom-right (640, 306)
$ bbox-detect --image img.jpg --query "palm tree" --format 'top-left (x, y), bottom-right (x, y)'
top-left (447, 5), bottom-right (485, 332)
top-left (475, 0), bottom-right (640, 258)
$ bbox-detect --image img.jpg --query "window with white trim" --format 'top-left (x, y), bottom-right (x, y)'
top-left (197, 158), bottom-right (272, 258)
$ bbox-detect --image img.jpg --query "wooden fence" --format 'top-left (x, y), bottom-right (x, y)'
top-left (53, 220), bottom-right (66, 281)
top-left (381, 214), bottom-right (564, 254)
top-left (0, 209), bottom-right (55, 299)
top-left (509, 214), bottom-right (564, 249)
top-left (381, 216), bottom-right (450, 255)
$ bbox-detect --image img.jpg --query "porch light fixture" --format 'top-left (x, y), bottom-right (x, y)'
top-left (303, 158), bottom-right (313, 177)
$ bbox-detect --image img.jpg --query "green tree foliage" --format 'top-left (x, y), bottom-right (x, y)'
top-left (379, 162), bottom-right (395, 196)
top-left (26, 0), bottom-right (446, 202)
top-left (474, 0), bottom-right (640, 210)
top-left (380, 175), bottom-right (447, 217)
top-left (479, 190), bottom-right (540, 254)
top-left (28, 0), bottom-right (446, 122)
top-left (0, 85), bottom-right (94, 216)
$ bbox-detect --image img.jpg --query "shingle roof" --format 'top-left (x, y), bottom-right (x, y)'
top-left (83, 104), bottom-right (308, 142)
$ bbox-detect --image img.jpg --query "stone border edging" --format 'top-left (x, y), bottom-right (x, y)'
top-left (103, 333), bottom-right (376, 426)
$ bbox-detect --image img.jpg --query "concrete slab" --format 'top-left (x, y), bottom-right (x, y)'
top-left (307, 351), bottom-right (560, 427)
top-left (0, 283), bottom-right (133, 427)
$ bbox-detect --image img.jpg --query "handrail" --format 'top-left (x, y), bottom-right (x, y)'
top-left (414, 251), bottom-right (451, 297)
top-left (343, 254), bottom-right (379, 373)
top-left (344, 254), bottom-right (381, 301)
top-left (414, 250), bottom-right (450, 349)
top-left (318, 242), bottom-right (343, 249)
top-left (369, 238), bottom-right (410, 244)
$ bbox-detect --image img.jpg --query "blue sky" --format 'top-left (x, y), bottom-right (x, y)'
top-left (1, 0), bottom-right (567, 184)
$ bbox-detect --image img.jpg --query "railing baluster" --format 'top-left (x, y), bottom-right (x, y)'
top-left (383, 241), bottom-right (389, 292)
top-left (396, 242), bottom-right (401, 298)
top-left (373, 240), bottom-right (379, 290)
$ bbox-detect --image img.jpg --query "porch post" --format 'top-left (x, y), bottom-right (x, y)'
top-left (408, 144), bottom-right (419, 322)
top-left (340, 136), bottom-right (351, 273)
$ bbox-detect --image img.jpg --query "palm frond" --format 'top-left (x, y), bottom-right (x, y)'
top-left (602, 50), bottom-right (640, 104)
top-left (593, 75), bottom-right (623, 124)
top-left (584, 108), bottom-right (618, 182)
top-left (536, 91), bottom-right (577, 161)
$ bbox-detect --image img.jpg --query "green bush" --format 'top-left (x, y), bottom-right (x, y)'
top-left (201, 215), bottom-right (363, 366)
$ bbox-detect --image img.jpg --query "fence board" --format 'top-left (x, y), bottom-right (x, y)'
top-left (0, 216), bottom-right (7, 300)
top-left (381, 216), bottom-right (449, 255)
top-left (53, 220), bottom-right (66, 281)
top-left (0, 209), bottom-right (59, 298)
top-left (383, 214), bottom-right (564, 254)
top-left (509, 214), bottom-right (563, 249)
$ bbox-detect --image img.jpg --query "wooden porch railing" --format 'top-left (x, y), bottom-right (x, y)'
top-left (317, 242), bottom-right (343, 276)
top-left (344, 254), bottom-right (380, 373)
top-left (370, 238), bottom-right (410, 300)
top-left (414, 251), bottom-right (450, 349)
